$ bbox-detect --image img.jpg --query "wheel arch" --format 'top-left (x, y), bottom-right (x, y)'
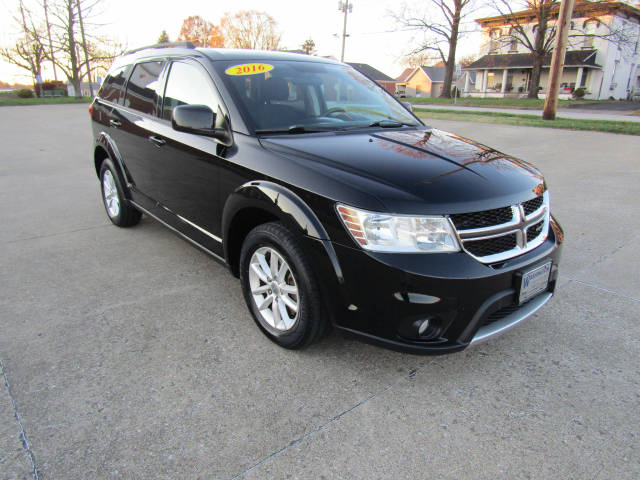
top-left (94, 132), bottom-right (132, 199)
top-left (222, 181), bottom-right (344, 284)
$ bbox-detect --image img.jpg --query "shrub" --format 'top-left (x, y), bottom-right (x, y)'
top-left (451, 86), bottom-right (460, 97)
top-left (16, 88), bottom-right (34, 98)
top-left (572, 87), bottom-right (586, 99)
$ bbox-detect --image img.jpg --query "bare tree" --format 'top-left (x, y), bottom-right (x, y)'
top-left (488, 0), bottom-right (637, 98)
top-left (0, 1), bottom-right (46, 95)
top-left (394, 0), bottom-right (475, 98)
top-left (46, 0), bottom-right (120, 97)
top-left (221, 11), bottom-right (281, 50)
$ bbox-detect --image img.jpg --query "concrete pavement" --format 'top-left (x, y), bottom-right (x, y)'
top-left (1, 104), bottom-right (639, 479)
top-left (414, 103), bottom-right (640, 122)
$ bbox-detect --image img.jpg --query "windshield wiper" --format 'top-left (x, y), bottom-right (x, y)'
top-left (255, 125), bottom-right (334, 135)
top-left (367, 120), bottom-right (416, 128)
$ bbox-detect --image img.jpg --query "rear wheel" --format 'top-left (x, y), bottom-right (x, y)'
top-left (99, 158), bottom-right (141, 227)
top-left (240, 222), bottom-right (326, 349)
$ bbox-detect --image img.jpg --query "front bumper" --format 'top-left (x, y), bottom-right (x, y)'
top-left (308, 216), bottom-right (563, 354)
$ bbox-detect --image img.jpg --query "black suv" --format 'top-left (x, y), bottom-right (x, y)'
top-left (90, 43), bottom-right (563, 354)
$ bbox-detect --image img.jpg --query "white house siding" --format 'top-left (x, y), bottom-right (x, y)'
top-left (469, 7), bottom-right (640, 100)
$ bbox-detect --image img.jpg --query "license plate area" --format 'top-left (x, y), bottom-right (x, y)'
top-left (518, 262), bottom-right (552, 305)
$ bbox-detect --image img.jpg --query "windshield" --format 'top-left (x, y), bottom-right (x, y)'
top-left (214, 60), bottom-right (421, 132)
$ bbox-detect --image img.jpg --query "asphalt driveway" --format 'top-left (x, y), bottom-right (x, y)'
top-left (1, 104), bottom-right (638, 479)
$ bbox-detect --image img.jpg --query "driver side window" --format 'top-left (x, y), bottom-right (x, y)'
top-left (162, 61), bottom-right (223, 127)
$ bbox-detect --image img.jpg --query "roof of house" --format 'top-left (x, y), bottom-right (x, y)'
top-left (464, 50), bottom-right (600, 70)
top-left (347, 62), bottom-right (394, 81)
top-left (475, 1), bottom-right (640, 26)
top-left (396, 67), bottom-right (414, 82)
top-left (420, 66), bottom-right (446, 82)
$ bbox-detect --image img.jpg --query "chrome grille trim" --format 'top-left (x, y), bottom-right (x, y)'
top-left (451, 192), bottom-right (550, 264)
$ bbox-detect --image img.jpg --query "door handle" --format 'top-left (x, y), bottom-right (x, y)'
top-left (149, 135), bottom-right (166, 147)
top-left (109, 119), bottom-right (121, 128)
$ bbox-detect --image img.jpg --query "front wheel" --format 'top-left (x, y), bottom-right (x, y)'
top-left (99, 158), bottom-right (141, 227)
top-left (239, 222), bottom-right (327, 349)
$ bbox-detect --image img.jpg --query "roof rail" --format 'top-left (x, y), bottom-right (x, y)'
top-left (124, 41), bottom-right (196, 55)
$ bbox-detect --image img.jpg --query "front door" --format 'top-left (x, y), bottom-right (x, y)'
top-left (145, 59), bottom-right (228, 241)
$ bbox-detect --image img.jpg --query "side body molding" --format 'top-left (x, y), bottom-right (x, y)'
top-left (222, 181), bottom-right (344, 283)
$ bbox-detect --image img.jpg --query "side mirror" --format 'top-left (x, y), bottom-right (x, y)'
top-left (401, 101), bottom-right (413, 112)
top-left (172, 104), bottom-right (232, 146)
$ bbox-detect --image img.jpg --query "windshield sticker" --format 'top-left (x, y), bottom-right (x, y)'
top-left (225, 63), bottom-right (273, 76)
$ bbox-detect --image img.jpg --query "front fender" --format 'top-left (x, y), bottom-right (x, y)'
top-left (222, 181), bottom-right (344, 284)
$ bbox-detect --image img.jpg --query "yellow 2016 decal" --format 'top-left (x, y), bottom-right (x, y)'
top-left (225, 63), bottom-right (273, 76)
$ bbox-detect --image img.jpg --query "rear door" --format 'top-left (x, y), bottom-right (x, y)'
top-left (110, 60), bottom-right (166, 202)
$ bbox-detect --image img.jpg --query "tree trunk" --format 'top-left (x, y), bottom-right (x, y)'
top-left (70, 76), bottom-right (82, 97)
top-left (440, 3), bottom-right (461, 98)
top-left (528, 54), bottom-right (543, 98)
top-left (43, 0), bottom-right (58, 81)
top-left (67, 0), bottom-right (82, 98)
top-left (76, 0), bottom-right (93, 97)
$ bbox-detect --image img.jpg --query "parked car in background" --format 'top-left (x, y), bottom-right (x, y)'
top-left (90, 43), bottom-right (563, 354)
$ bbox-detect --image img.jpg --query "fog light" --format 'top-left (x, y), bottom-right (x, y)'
top-left (418, 318), bottom-right (430, 336)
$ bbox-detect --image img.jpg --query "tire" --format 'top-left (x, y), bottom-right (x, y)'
top-left (239, 222), bottom-right (327, 349)
top-left (99, 158), bottom-right (141, 227)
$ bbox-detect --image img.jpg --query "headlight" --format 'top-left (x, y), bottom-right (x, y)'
top-left (336, 204), bottom-right (460, 253)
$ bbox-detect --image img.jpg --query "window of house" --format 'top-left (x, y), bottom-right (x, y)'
top-left (98, 65), bottom-right (129, 104)
top-left (582, 19), bottom-right (599, 49)
top-left (489, 28), bottom-right (502, 53)
top-left (162, 61), bottom-right (222, 125)
top-left (123, 61), bottom-right (164, 115)
top-left (508, 28), bottom-right (518, 52)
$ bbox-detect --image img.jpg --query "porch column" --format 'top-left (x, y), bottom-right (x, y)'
top-left (464, 72), bottom-right (471, 92)
top-left (482, 69), bottom-right (489, 94)
top-left (576, 67), bottom-right (584, 88)
top-left (501, 69), bottom-right (509, 93)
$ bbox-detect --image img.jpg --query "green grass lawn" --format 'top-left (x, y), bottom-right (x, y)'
top-left (407, 96), bottom-right (603, 110)
top-left (415, 107), bottom-right (640, 136)
top-left (0, 95), bottom-right (91, 106)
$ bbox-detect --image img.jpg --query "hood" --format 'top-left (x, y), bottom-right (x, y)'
top-left (261, 127), bottom-right (546, 214)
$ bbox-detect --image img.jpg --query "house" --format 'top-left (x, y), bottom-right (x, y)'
top-left (464, 1), bottom-right (640, 99)
top-left (394, 66), bottom-right (475, 97)
top-left (347, 62), bottom-right (396, 94)
top-left (66, 81), bottom-right (101, 97)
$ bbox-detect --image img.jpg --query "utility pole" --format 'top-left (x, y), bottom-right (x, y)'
top-left (542, 0), bottom-right (576, 120)
top-left (338, 1), bottom-right (353, 62)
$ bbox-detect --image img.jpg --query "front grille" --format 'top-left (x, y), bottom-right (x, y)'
top-left (453, 192), bottom-right (549, 263)
top-left (450, 206), bottom-right (513, 230)
top-left (526, 220), bottom-right (544, 242)
top-left (464, 233), bottom-right (517, 257)
top-left (523, 196), bottom-right (543, 215)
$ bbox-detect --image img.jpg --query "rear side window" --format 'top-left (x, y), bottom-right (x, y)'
top-left (123, 61), bottom-right (164, 115)
top-left (98, 65), bottom-right (128, 103)
top-left (162, 61), bottom-right (222, 125)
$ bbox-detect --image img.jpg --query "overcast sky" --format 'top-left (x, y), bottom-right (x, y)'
top-left (0, 0), bottom-right (487, 84)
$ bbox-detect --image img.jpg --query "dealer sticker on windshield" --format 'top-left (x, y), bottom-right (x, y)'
top-left (519, 262), bottom-right (552, 304)
top-left (225, 63), bottom-right (273, 76)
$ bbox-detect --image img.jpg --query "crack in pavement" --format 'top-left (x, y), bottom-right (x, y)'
top-left (0, 357), bottom-right (40, 480)
top-left (229, 360), bottom-right (436, 480)
top-left (230, 240), bottom-right (638, 479)
top-left (4, 224), bottom-right (110, 245)
top-left (565, 278), bottom-right (639, 303)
